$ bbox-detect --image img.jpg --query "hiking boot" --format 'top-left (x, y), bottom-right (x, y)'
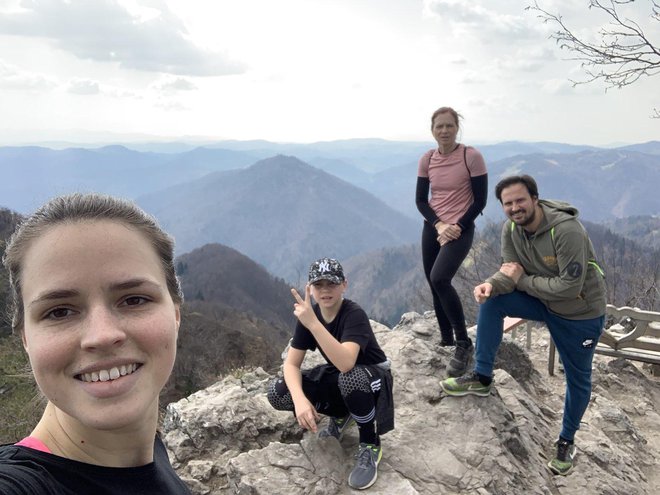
top-left (446, 340), bottom-right (473, 377)
top-left (318, 414), bottom-right (355, 440)
top-left (547, 438), bottom-right (576, 475)
top-left (440, 371), bottom-right (492, 397)
top-left (348, 443), bottom-right (382, 490)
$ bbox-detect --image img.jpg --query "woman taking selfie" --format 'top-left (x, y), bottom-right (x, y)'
top-left (0, 193), bottom-right (190, 494)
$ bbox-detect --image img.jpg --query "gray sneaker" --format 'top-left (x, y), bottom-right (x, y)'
top-left (446, 340), bottom-right (474, 377)
top-left (318, 414), bottom-right (355, 440)
top-left (348, 443), bottom-right (382, 490)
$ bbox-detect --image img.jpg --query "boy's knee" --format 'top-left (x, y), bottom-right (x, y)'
top-left (267, 377), bottom-right (293, 411)
top-left (338, 367), bottom-right (372, 396)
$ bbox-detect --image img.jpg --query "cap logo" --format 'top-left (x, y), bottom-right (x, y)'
top-left (318, 260), bottom-right (331, 273)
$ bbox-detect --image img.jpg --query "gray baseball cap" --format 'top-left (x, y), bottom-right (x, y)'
top-left (308, 257), bottom-right (345, 284)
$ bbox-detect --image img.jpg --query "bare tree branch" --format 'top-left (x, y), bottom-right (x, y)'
top-left (528, 0), bottom-right (660, 117)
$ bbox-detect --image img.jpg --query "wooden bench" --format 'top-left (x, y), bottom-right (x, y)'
top-left (503, 317), bottom-right (531, 350)
top-left (548, 305), bottom-right (660, 376)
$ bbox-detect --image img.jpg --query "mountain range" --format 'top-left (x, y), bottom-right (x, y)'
top-left (5, 139), bottom-right (658, 220)
top-left (137, 155), bottom-right (420, 282)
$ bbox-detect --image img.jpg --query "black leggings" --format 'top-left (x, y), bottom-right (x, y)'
top-left (421, 221), bottom-right (474, 344)
top-left (267, 365), bottom-right (381, 444)
top-left (267, 365), bottom-right (379, 418)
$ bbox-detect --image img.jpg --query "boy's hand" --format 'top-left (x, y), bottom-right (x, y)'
top-left (294, 398), bottom-right (320, 432)
top-left (291, 284), bottom-right (319, 328)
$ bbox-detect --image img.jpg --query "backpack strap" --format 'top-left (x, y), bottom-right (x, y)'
top-left (464, 145), bottom-right (469, 175)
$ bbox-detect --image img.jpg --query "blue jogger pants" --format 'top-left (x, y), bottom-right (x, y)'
top-left (474, 290), bottom-right (604, 441)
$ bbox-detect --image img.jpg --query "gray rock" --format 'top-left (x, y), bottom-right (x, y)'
top-left (163, 312), bottom-right (660, 494)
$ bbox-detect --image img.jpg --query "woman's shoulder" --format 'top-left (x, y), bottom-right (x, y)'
top-left (0, 445), bottom-right (55, 494)
top-left (463, 144), bottom-right (487, 172)
top-left (0, 440), bottom-right (191, 495)
top-left (463, 144), bottom-right (483, 158)
top-left (419, 148), bottom-right (436, 166)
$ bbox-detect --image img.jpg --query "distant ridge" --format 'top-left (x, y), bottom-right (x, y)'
top-left (176, 242), bottom-right (294, 329)
top-left (165, 243), bottom-right (296, 402)
top-left (138, 155), bottom-right (420, 282)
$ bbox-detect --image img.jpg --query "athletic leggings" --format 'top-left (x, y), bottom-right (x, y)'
top-left (421, 221), bottom-right (475, 344)
top-left (267, 364), bottom-right (381, 445)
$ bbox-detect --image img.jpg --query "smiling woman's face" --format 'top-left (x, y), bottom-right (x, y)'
top-left (20, 220), bottom-right (180, 432)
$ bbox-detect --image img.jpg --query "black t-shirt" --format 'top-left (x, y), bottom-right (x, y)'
top-left (0, 436), bottom-right (190, 495)
top-left (291, 299), bottom-right (387, 368)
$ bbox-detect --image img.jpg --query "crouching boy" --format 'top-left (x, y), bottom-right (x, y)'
top-left (267, 258), bottom-right (394, 490)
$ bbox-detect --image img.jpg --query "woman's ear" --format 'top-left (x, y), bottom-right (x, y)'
top-left (174, 305), bottom-right (181, 334)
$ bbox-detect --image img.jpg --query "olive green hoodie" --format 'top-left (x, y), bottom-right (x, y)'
top-left (486, 199), bottom-right (606, 319)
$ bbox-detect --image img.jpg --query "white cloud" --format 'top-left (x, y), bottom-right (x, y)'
top-left (0, 60), bottom-right (56, 90)
top-left (155, 98), bottom-right (187, 111)
top-left (67, 78), bottom-right (100, 95)
top-left (0, 1), bottom-right (656, 146)
top-left (152, 76), bottom-right (197, 92)
top-left (425, 0), bottom-right (541, 41)
top-left (0, 0), bottom-right (245, 76)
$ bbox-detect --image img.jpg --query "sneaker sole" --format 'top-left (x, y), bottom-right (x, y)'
top-left (547, 460), bottom-right (574, 476)
top-left (440, 384), bottom-right (491, 397)
top-left (547, 445), bottom-right (576, 476)
top-left (348, 472), bottom-right (378, 490)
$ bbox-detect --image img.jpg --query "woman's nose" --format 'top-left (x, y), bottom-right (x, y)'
top-left (79, 306), bottom-right (127, 350)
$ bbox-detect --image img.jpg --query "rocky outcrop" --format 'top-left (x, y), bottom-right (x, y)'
top-left (162, 312), bottom-right (660, 494)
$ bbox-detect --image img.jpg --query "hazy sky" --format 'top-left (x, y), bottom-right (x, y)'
top-left (0, 0), bottom-right (657, 146)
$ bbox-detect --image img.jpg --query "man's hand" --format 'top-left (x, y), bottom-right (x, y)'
top-left (293, 397), bottom-right (320, 432)
top-left (291, 284), bottom-right (319, 329)
top-left (499, 262), bottom-right (524, 284)
top-left (473, 282), bottom-right (493, 303)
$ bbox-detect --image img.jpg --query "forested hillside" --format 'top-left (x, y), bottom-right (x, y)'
top-left (346, 220), bottom-right (659, 326)
top-left (0, 209), bottom-right (38, 443)
top-left (164, 243), bottom-right (295, 401)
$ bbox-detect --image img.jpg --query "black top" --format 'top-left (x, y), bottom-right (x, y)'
top-left (0, 436), bottom-right (191, 495)
top-left (291, 299), bottom-right (387, 368)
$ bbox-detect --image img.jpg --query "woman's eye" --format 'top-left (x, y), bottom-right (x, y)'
top-left (122, 296), bottom-right (149, 306)
top-left (45, 307), bottom-right (74, 319)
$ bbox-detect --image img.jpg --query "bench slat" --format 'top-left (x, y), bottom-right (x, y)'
top-left (548, 305), bottom-right (660, 376)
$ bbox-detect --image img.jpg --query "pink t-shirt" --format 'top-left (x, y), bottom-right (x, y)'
top-left (417, 144), bottom-right (487, 224)
top-left (15, 436), bottom-right (52, 453)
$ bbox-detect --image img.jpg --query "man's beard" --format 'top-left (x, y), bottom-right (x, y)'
top-left (511, 208), bottom-right (536, 227)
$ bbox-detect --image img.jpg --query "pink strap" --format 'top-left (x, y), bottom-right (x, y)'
top-left (15, 437), bottom-right (52, 453)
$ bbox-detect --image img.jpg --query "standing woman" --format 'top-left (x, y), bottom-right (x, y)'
top-left (0, 194), bottom-right (191, 494)
top-left (416, 107), bottom-right (488, 377)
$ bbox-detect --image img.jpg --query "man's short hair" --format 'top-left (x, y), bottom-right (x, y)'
top-left (495, 175), bottom-right (539, 203)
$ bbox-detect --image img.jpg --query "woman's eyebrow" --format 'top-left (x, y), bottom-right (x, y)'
top-left (28, 289), bottom-right (80, 308)
top-left (109, 278), bottom-right (162, 292)
top-left (28, 279), bottom-right (162, 308)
